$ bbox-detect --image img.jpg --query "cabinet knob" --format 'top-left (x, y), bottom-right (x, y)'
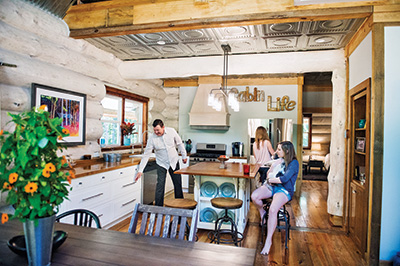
top-left (352, 190), bottom-right (356, 194)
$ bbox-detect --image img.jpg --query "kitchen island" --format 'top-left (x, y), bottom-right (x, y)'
top-left (176, 162), bottom-right (260, 233)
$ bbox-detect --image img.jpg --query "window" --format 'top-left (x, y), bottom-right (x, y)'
top-left (303, 114), bottom-right (312, 149)
top-left (100, 86), bottom-right (148, 149)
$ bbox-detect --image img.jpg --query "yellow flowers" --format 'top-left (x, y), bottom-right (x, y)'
top-left (3, 182), bottom-right (12, 190)
top-left (39, 105), bottom-right (47, 110)
top-left (1, 213), bottom-right (8, 224)
top-left (62, 128), bottom-right (70, 135)
top-left (0, 129), bottom-right (3, 136)
top-left (9, 173), bottom-right (18, 184)
top-left (67, 170), bottom-right (76, 184)
top-left (42, 163), bottom-right (56, 178)
top-left (24, 182), bottom-right (38, 195)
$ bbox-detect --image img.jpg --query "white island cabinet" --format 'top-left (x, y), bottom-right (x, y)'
top-left (175, 162), bottom-right (259, 234)
top-left (58, 165), bottom-right (140, 228)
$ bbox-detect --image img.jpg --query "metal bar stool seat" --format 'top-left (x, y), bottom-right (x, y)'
top-left (261, 198), bottom-right (291, 249)
top-left (208, 197), bottom-right (243, 246)
top-left (164, 198), bottom-right (198, 241)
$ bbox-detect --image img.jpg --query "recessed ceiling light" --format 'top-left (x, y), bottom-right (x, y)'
top-left (157, 41), bottom-right (166, 45)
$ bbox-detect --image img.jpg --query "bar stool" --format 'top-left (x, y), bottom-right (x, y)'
top-left (261, 198), bottom-right (291, 249)
top-left (208, 197), bottom-right (243, 246)
top-left (164, 198), bottom-right (198, 241)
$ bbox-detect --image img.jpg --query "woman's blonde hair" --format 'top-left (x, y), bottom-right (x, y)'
top-left (279, 141), bottom-right (297, 167)
top-left (255, 126), bottom-right (270, 150)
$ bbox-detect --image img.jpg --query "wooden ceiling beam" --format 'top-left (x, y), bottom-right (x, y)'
top-left (65, 1), bottom-right (374, 39)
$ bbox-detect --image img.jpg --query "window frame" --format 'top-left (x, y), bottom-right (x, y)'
top-left (101, 86), bottom-right (149, 151)
top-left (303, 113), bottom-right (312, 150)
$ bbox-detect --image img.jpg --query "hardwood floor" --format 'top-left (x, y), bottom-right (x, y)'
top-left (109, 180), bottom-right (366, 265)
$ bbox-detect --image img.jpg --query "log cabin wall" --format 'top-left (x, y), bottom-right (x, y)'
top-left (0, 0), bottom-right (177, 160)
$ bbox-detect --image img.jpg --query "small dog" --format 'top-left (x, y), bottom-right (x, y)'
top-left (264, 158), bottom-right (285, 190)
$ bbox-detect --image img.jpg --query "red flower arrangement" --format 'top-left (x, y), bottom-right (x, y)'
top-left (120, 122), bottom-right (137, 136)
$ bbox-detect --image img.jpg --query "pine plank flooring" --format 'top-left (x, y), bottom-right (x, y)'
top-left (109, 180), bottom-right (366, 265)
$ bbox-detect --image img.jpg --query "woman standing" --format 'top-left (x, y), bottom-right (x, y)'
top-left (253, 126), bottom-right (275, 184)
top-left (251, 141), bottom-right (299, 255)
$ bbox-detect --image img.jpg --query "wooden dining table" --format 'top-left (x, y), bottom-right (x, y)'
top-left (0, 219), bottom-right (256, 265)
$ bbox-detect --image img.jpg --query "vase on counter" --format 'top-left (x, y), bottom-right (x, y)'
top-left (123, 135), bottom-right (131, 146)
top-left (23, 215), bottom-right (56, 266)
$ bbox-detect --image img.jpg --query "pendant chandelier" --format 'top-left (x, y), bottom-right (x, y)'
top-left (208, 44), bottom-right (240, 112)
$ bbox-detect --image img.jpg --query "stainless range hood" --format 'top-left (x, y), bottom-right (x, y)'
top-left (189, 77), bottom-right (230, 130)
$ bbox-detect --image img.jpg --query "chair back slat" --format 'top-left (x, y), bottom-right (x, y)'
top-left (162, 214), bottom-right (171, 238)
top-left (188, 209), bottom-right (198, 242)
top-left (154, 213), bottom-right (163, 237)
top-left (178, 216), bottom-right (187, 240)
top-left (170, 216), bottom-right (179, 239)
top-left (129, 203), bottom-right (198, 242)
top-left (147, 213), bottom-right (156, 236)
top-left (139, 212), bottom-right (148, 235)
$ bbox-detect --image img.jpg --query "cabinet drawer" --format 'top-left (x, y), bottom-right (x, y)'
top-left (112, 175), bottom-right (140, 197)
top-left (71, 173), bottom-right (113, 193)
top-left (69, 183), bottom-right (111, 209)
top-left (114, 191), bottom-right (140, 219)
top-left (107, 166), bottom-right (136, 180)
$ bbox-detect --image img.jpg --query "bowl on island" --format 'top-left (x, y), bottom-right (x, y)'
top-left (218, 155), bottom-right (229, 168)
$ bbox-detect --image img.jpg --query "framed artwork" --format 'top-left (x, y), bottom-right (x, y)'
top-left (32, 83), bottom-right (86, 146)
top-left (355, 137), bottom-right (366, 153)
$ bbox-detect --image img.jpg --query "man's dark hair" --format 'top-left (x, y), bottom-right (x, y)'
top-left (152, 119), bottom-right (164, 128)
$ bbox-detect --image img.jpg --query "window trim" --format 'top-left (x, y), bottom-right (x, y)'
top-left (303, 113), bottom-right (312, 150)
top-left (101, 86), bottom-right (149, 151)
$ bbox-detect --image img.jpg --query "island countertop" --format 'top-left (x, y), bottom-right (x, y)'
top-left (175, 162), bottom-right (260, 179)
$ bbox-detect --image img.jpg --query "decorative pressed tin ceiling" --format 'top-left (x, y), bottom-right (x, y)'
top-left (85, 18), bottom-right (365, 61)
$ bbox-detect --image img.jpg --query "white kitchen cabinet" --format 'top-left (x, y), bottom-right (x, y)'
top-left (59, 165), bottom-right (140, 228)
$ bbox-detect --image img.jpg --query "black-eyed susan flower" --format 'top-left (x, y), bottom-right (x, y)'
top-left (1, 213), bottom-right (8, 224)
top-left (62, 128), bottom-right (70, 135)
top-left (42, 169), bottom-right (51, 178)
top-left (45, 163), bottom-right (56, 173)
top-left (3, 182), bottom-right (12, 190)
top-left (24, 182), bottom-right (38, 195)
top-left (39, 105), bottom-right (47, 110)
top-left (9, 173), bottom-right (18, 184)
top-left (0, 129), bottom-right (3, 136)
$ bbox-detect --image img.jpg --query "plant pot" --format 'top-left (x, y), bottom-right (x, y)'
top-left (123, 135), bottom-right (131, 146)
top-left (23, 215), bottom-right (56, 266)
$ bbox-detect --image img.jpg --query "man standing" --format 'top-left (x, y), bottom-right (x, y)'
top-left (135, 119), bottom-right (187, 206)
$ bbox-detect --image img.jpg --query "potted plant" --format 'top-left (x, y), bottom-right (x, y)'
top-left (0, 105), bottom-right (73, 265)
top-left (120, 121), bottom-right (136, 146)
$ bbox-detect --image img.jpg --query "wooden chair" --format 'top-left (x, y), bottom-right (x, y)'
top-left (56, 209), bottom-right (102, 229)
top-left (128, 203), bottom-right (198, 242)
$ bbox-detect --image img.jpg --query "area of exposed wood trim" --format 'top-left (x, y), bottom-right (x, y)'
top-left (163, 76), bottom-right (300, 87)
top-left (303, 84), bottom-right (333, 92)
top-left (303, 107), bottom-right (332, 113)
top-left (373, 4), bottom-right (400, 22)
top-left (65, 4), bottom-right (373, 38)
top-left (345, 15), bottom-right (373, 57)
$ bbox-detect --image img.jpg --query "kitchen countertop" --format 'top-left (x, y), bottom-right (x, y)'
top-left (73, 157), bottom-right (146, 178)
top-left (175, 162), bottom-right (260, 179)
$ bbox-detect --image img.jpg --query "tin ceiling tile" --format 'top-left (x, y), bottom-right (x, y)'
top-left (172, 29), bottom-right (215, 43)
top-left (185, 42), bottom-right (221, 55)
top-left (212, 25), bottom-right (257, 40)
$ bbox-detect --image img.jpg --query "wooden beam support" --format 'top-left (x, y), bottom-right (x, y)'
top-left (345, 15), bottom-right (373, 57)
top-left (65, 1), bottom-right (373, 39)
top-left (373, 4), bottom-right (400, 23)
top-left (303, 84), bottom-right (333, 92)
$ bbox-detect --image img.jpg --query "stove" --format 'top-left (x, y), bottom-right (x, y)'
top-left (189, 143), bottom-right (226, 163)
top-left (188, 143), bottom-right (226, 193)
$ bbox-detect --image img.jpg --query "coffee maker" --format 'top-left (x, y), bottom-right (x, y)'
top-left (232, 142), bottom-right (244, 157)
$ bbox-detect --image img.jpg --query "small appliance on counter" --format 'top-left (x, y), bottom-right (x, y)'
top-left (232, 142), bottom-right (244, 157)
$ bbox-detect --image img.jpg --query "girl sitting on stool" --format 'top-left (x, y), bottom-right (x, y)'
top-left (251, 141), bottom-right (299, 255)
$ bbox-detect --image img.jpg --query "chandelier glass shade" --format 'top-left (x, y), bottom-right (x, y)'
top-left (207, 44), bottom-right (240, 112)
